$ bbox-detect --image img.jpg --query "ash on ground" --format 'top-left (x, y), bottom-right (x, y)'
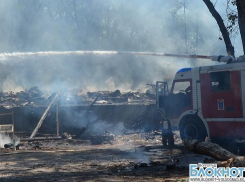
top-left (0, 131), bottom-right (213, 182)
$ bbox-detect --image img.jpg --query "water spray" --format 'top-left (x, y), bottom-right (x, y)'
top-left (0, 50), bottom-right (236, 63)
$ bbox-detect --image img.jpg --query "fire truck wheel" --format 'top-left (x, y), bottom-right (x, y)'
top-left (180, 117), bottom-right (207, 141)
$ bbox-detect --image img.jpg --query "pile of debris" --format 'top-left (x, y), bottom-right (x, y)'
top-left (0, 86), bottom-right (52, 107)
top-left (89, 89), bottom-right (155, 105)
top-left (61, 128), bottom-right (115, 145)
top-left (0, 86), bottom-right (156, 108)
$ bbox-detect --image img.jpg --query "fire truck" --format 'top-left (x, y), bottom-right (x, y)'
top-left (156, 54), bottom-right (245, 145)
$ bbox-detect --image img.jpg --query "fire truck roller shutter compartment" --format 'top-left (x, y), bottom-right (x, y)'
top-left (200, 70), bottom-right (242, 139)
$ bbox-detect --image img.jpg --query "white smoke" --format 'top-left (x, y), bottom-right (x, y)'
top-left (0, 134), bottom-right (20, 148)
top-left (0, 51), bottom-right (219, 93)
top-left (89, 122), bottom-right (126, 135)
top-left (0, 133), bottom-right (12, 148)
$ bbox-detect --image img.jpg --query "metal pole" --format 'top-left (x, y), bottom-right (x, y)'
top-left (56, 100), bottom-right (59, 137)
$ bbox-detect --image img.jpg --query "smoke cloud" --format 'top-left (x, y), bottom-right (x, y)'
top-left (0, 0), bottom-right (242, 92)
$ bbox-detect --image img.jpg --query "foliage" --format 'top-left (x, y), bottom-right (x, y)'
top-left (226, 0), bottom-right (245, 35)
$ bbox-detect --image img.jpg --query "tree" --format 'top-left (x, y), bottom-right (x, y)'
top-left (236, 0), bottom-right (245, 54)
top-left (203, 0), bottom-right (245, 56)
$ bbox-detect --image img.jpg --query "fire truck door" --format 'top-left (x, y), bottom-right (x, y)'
top-left (170, 80), bottom-right (192, 118)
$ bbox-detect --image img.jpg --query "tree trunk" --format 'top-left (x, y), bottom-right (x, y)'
top-left (203, 0), bottom-right (235, 56)
top-left (184, 139), bottom-right (245, 167)
top-left (236, 0), bottom-right (245, 55)
top-left (184, 138), bottom-right (236, 161)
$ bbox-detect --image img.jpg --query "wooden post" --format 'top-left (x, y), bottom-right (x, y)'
top-left (12, 108), bottom-right (15, 150)
top-left (30, 90), bottom-right (62, 138)
top-left (56, 100), bottom-right (59, 137)
top-left (11, 109), bottom-right (14, 135)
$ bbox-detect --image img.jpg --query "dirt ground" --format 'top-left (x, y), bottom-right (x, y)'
top-left (0, 131), bottom-right (212, 182)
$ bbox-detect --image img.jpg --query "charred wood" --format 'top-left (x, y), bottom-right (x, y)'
top-left (184, 138), bottom-right (245, 167)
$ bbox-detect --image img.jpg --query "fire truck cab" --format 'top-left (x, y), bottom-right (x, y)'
top-left (157, 59), bottom-right (245, 143)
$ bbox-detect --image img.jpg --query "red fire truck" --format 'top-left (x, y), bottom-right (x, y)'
top-left (156, 54), bottom-right (245, 145)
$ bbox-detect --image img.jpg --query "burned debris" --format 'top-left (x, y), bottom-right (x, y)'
top-left (61, 132), bottom-right (72, 139)
top-left (0, 86), bottom-right (160, 136)
top-left (0, 86), bottom-right (50, 107)
top-left (0, 86), bottom-right (155, 107)
top-left (0, 86), bottom-right (160, 150)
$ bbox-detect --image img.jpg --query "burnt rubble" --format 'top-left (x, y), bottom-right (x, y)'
top-left (0, 86), bottom-right (161, 150)
top-left (0, 86), bottom-right (155, 108)
top-left (0, 86), bottom-right (51, 107)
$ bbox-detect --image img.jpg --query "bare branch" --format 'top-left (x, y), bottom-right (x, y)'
top-left (203, 0), bottom-right (235, 56)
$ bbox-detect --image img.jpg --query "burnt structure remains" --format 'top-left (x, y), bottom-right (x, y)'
top-left (0, 86), bottom-right (161, 138)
